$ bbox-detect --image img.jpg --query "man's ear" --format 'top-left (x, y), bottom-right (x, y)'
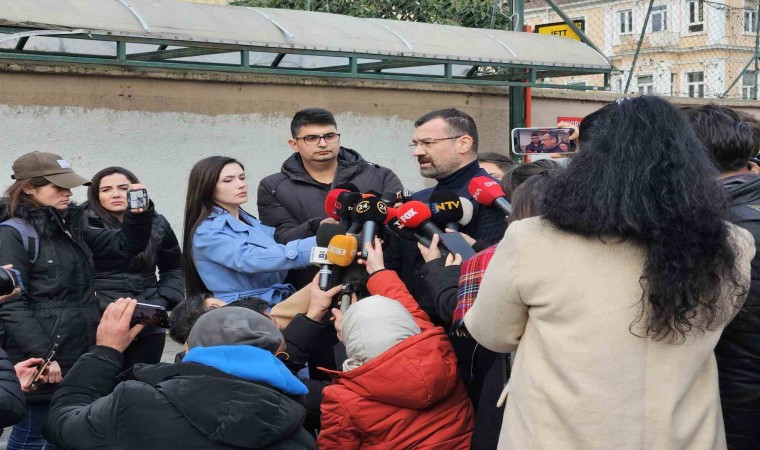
top-left (457, 135), bottom-right (475, 155)
top-left (288, 139), bottom-right (299, 153)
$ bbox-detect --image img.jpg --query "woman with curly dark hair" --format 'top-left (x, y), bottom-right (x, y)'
top-left (465, 96), bottom-right (755, 450)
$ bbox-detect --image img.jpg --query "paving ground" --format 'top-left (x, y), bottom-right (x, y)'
top-left (1, 335), bottom-right (184, 447)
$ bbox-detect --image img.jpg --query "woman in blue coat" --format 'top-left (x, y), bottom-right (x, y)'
top-left (182, 156), bottom-right (316, 305)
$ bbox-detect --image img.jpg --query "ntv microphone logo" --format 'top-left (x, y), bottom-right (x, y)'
top-left (431, 200), bottom-right (461, 213)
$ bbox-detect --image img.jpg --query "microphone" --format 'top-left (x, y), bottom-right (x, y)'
top-left (312, 224), bottom-right (348, 291)
top-left (386, 215), bottom-right (433, 248)
top-left (459, 197), bottom-right (474, 227)
top-left (396, 201), bottom-right (444, 239)
top-left (429, 190), bottom-right (464, 231)
top-left (468, 176), bottom-right (512, 216)
top-left (352, 197), bottom-right (389, 258)
top-left (381, 191), bottom-right (399, 205)
top-left (327, 234), bottom-right (359, 268)
top-left (324, 188), bottom-right (349, 221)
top-left (336, 191), bottom-right (363, 230)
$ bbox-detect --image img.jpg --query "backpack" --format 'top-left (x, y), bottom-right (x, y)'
top-left (0, 218), bottom-right (40, 264)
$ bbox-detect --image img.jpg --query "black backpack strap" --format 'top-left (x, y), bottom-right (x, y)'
top-left (0, 218), bottom-right (40, 263)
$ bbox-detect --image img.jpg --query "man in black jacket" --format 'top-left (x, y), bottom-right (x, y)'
top-left (685, 105), bottom-right (760, 450)
top-left (43, 298), bottom-right (316, 449)
top-left (257, 108), bottom-right (403, 289)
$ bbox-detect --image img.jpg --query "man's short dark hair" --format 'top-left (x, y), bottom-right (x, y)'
top-left (231, 296), bottom-right (270, 315)
top-left (682, 104), bottom-right (754, 172)
top-left (414, 108), bottom-right (479, 153)
top-left (290, 108), bottom-right (337, 138)
top-left (530, 132), bottom-right (540, 137)
top-left (542, 131), bottom-right (559, 142)
top-left (478, 152), bottom-right (515, 173)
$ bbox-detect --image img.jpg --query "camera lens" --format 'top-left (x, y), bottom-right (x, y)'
top-left (0, 268), bottom-right (18, 296)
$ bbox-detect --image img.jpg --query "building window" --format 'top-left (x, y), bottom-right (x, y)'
top-left (743, 70), bottom-right (757, 99)
top-left (687, 71), bottom-right (705, 97)
top-left (745, 3), bottom-right (758, 33)
top-left (687, 0), bottom-right (704, 32)
top-left (616, 78), bottom-right (623, 92)
top-left (637, 75), bottom-right (654, 94)
top-left (618, 9), bottom-right (634, 34)
top-left (670, 73), bottom-right (676, 96)
top-left (651, 5), bottom-right (668, 32)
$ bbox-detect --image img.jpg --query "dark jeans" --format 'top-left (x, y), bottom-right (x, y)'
top-left (7, 402), bottom-right (57, 450)
top-left (122, 332), bottom-right (166, 369)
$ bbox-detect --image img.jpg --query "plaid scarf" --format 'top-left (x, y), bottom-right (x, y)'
top-left (452, 245), bottom-right (498, 333)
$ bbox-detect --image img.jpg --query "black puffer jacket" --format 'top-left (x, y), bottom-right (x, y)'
top-left (44, 346), bottom-right (317, 450)
top-left (0, 347), bottom-right (25, 430)
top-left (717, 175), bottom-right (760, 449)
top-left (83, 205), bottom-right (184, 313)
top-left (0, 203), bottom-right (154, 403)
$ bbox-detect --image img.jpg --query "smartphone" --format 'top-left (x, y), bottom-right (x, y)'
top-left (127, 188), bottom-right (148, 210)
top-left (439, 232), bottom-right (477, 261)
top-left (27, 337), bottom-right (59, 392)
top-left (131, 302), bottom-right (170, 328)
top-left (511, 127), bottom-right (576, 155)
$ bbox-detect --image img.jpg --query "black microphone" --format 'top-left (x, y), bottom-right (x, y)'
top-left (429, 190), bottom-right (464, 231)
top-left (387, 216), bottom-right (433, 248)
top-left (336, 191), bottom-right (363, 230)
top-left (352, 197), bottom-right (388, 258)
top-left (313, 223), bottom-right (348, 290)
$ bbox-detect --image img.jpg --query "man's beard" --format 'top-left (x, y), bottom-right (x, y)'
top-left (418, 156), bottom-right (460, 179)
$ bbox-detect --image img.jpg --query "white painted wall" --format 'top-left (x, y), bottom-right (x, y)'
top-left (0, 105), bottom-right (424, 236)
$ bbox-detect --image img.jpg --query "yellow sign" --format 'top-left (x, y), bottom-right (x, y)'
top-left (534, 20), bottom-right (585, 41)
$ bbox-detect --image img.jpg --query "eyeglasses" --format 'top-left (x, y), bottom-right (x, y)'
top-left (295, 133), bottom-right (341, 145)
top-left (409, 135), bottom-right (464, 148)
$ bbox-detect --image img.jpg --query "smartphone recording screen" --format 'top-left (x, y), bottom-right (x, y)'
top-left (511, 128), bottom-right (576, 155)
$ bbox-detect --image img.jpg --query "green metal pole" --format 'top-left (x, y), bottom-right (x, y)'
top-left (754, 0), bottom-right (759, 99)
top-left (509, 0), bottom-right (526, 137)
top-left (305, 0), bottom-right (311, 11)
top-left (624, 0), bottom-right (654, 94)
top-left (489, 0), bottom-right (500, 29)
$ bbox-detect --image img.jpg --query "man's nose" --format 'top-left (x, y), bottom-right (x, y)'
top-left (412, 145), bottom-right (425, 157)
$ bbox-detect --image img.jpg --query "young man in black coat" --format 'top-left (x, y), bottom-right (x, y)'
top-left (43, 299), bottom-right (316, 450)
top-left (685, 105), bottom-right (760, 450)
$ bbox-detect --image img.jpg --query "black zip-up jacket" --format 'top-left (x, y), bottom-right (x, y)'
top-left (717, 174), bottom-right (760, 449)
top-left (0, 203), bottom-right (154, 403)
top-left (257, 147), bottom-right (403, 245)
top-left (83, 206), bottom-right (184, 315)
top-left (0, 347), bottom-right (25, 431)
top-left (44, 346), bottom-right (316, 449)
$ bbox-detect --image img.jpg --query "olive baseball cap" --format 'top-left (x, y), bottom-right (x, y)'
top-left (12, 152), bottom-right (91, 189)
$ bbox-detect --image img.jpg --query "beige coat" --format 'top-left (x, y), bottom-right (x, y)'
top-left (465, 217), bottom-right (754, 450)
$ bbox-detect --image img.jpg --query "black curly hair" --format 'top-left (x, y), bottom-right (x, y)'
top-left (542, 96), bottom-right (746, 341)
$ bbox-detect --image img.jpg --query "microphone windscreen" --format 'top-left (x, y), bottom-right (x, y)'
top-left (316, 223), bottom-right (348, 247)
top-left (429, 190), bottom-right (464, 226)
top-left (468, 176), bottom-right (506, 207)
top-left (325, 189), bottom-right (348, 220)
top-left (384, 207), bottom-right (397, 225)
top-left (327, 235), bottom-right (358, 267)
top-left (459, 197), bottom-right (474, 226)
top-left (352, 197), bottom-right (389, 224)
top-left (336, 192), bottom-right (363, 220)
top-left (396, 201), bottom-right (432, 229)
top-left (381, 192), bottom-right (399, 204)
top-left (335, 183), bottom-right (359, 192)
top-left (364, 190), bottom-right (382, 198)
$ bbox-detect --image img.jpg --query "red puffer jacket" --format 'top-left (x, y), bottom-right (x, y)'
top-left (318, 270), bottom-right (475, 450)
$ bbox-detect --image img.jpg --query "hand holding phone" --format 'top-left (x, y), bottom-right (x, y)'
top-left (126, 184), bottom-right (149, 212)
top-left (26, 337), bottom-right (60, 392)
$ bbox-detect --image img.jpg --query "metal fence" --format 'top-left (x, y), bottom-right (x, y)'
top-left (525, 0), bottom-right (760, 99)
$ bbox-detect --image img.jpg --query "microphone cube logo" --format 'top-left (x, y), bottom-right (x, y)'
top-left (400, 209), bottom-right (418, 222)
top-left (356, 200), bottom-right (370, 214)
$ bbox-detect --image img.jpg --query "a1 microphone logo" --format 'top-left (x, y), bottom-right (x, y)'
top-left (356, 200), bottom-right (370, 214)
top-left (400, 209), bottom-right (418, 221)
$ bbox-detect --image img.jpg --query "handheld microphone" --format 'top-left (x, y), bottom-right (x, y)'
top-left (327, 235), bottom-right (359, 267)
top-left (396, 201), bottom-right (444, 239)
top-left (459, 197), bottom-right (474, 227)
top-left (352, 197), bottom-right (388, 258)
top-left (387, 215), bottom-right (433, 248)
top-left (313, 223), bottom-right (348, 290)
top-left (324, 189), bottom-right (349, 221)
top-left (468, 176), bottom-right (512, 216)
top-left (336, 191), bottom-right (363, 230)
top-left (429, 190), bottom-right (464, 231)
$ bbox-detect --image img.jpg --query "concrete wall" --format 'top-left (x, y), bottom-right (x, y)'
top-left (2, 65), bottom-right (759, 235)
